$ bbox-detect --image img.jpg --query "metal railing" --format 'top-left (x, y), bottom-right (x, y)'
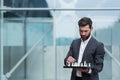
top-left (1, 7), bottom-right (120, 11)
top-left (3, 27), bottom-right (52, 80)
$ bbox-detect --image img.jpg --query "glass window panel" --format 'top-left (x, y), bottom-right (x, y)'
top-left (4, 1), bottom-right (53, 18)
top-left (26, 18), bottom-right (53, 47)
top-left (111, 46), bottom-right (120, 80)
top-left (3, 22), bottom-right (24, 46)
top-left (95, 27), bottom-right (112, 46)
top-left (56, 0), bottom-right (120, 8)
top-left (3, 17), bottom-right (54, 80)
top-left (3, 18), bottom-right (25, 80)
top-left (4, 0), bottom-right (53, 8)
top-left (112, 22), bottom-right (120, 45)
top-left (26, 18), bottom-right (54, 80)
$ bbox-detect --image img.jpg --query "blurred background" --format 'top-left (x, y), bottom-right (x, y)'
top-left (0, 0), bottom-right (120, 80)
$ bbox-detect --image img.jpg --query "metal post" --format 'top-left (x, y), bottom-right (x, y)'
top-left (23, 18), bottom-right (27, 79)
top-left (53, 0), bottom-right (57, 80)
top-left (0, 0), bottom-right (4, 80)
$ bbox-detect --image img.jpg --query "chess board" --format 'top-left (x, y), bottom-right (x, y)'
top-left (63, 66), bottom-right (89, 69)
top-left (63, 61), bottom-right (91, 69)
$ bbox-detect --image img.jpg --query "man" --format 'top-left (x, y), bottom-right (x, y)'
top-left (64, 17), bottom-right (105, 80)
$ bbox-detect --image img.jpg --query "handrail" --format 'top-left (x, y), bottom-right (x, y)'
top-left (4, 27), bottom-right (52, 79)
top-left (1, 7), bottom-right (120, 11)
top-left (105, 48), bottom-right (120, 67)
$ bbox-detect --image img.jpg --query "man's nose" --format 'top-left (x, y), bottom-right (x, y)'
top-left (81, 32), bottom-right (86, 35)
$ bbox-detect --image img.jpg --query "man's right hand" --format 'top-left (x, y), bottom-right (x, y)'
top-left (66, 56), bottom-right (76, 63)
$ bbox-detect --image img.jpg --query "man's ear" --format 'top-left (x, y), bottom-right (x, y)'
top-left (91, 26), bottom-right (93, 30)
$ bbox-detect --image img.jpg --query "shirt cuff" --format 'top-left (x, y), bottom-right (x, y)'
top-left (88, 69), bottom-right (92, 74)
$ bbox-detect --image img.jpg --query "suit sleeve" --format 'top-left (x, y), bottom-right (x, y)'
top-left (91, 42), bottom-right (105, 75)
top-left (64, 40), bottom-right (74, 65)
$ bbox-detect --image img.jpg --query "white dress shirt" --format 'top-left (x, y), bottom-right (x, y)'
top-left (76, 35), bottom-right (91, 77)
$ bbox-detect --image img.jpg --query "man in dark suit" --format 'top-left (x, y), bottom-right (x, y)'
top-left (64, 17), bottom-right (105, 80)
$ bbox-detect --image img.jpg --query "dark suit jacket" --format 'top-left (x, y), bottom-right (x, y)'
top-left (64, 36), bottom-right (105, 80)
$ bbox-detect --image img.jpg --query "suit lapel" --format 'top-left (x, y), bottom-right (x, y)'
top-left (82, 37), bottom-right (94, 62)
top-left (75, 39), bottom-right (81, 61)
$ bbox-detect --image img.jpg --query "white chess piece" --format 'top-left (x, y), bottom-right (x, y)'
top-left (88, 63), bottom-right (91, 67)
top-left (84, 61), bottom-right (87, 67)
top-left (73, 62), bottom-right (78, 66)
top-left (72, 62), bottom-right (75, 66)
top-left (80, 63), bottom-right (83, 67)
top-left (66, 62), bottom-right (70, 66)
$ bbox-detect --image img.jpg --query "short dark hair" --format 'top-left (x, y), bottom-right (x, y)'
top-left (78, 17), bottom-right (92, 28)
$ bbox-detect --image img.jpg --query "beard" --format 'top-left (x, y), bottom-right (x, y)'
top-left (81, 33), bottom-right (91, 41)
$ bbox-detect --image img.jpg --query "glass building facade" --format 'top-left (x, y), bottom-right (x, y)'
top-left (1, 0), bottom-right (120, 80)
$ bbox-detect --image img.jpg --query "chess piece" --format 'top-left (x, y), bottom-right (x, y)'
top-left (70, 62), bottom-right (72, 66)
top-left (66, 62), bottom-right (70, 66)
top-left (73, 62), bottom-right (78, 67)
top-left (88, 63), bottom-right (91, 67)
top-left (72, 62), bottom-right (75, 66)
top-left (83, 61), bottom-right (87, 67)
top-left (80, 62), bottom-right (83, 67)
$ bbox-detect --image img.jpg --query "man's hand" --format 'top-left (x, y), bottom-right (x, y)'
top-left (76, 68), bottom-right (89, 73)
top-left (66, 56), bottom-right (76, 63)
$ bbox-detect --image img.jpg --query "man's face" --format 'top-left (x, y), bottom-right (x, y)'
top-left (79, 25), bottom-right (93, 41)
